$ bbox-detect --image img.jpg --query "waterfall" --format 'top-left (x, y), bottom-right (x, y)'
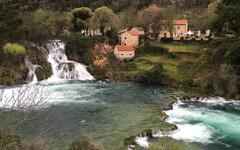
top-left (45, 40), bottom-right (94, 82)
top-left (25, 58), bottom-right (39, 84)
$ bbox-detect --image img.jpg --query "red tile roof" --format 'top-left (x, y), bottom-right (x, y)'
top-left (131, 27), bottom-right (144, 32)
top-left (115, 45), bottom-right (134, 51)
top-left (173, 19), bottom-right (188, 25)
top-left (128, 30), bottom-right (140, 36)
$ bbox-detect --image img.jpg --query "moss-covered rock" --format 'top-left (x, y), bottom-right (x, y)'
top-left (26, 45), bottom-right (52, 81)
top-left (35, 64), bottom-right (52, 81)
top-left (123, 136), bottom-right (136, 147)
top-left (0, 63), bottom-right (28, 85)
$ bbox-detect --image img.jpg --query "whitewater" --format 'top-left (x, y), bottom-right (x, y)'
top-left (136, 97), bottom-right (240, 149)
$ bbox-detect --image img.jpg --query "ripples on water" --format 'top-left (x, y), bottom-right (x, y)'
top-left (0, 82), bottom-right (181, 149)
top-left (165, 98), bottom-right (240, 150)
top-left (1, 82), bottom-right (240, 149)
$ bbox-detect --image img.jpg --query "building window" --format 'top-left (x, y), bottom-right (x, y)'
top-left (121, 54), bottom-right (123, 56)
top-left (125, 37), bottom-right (127, 39)
top-left (178, 26), bottom-right (180, 30)
top-left (130, 53), bottom-right (132, 56)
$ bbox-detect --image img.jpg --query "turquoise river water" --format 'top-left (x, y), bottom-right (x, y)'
top-left (1, 81), bottom-right (240, 150)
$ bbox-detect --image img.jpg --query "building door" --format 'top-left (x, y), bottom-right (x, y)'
top-left (164, 33), bottom-right (167, 38)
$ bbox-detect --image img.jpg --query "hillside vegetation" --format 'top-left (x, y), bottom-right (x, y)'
top-left (110, 42), bottom-right (206, 87)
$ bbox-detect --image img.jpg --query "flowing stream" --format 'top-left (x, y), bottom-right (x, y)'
top-left (25, 58), bottom-right (39, 84)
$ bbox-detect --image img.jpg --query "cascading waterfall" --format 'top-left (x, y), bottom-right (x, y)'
top-left (45, 40), bottom-right (94, 82)
top-left (25, 58), bottom-right (39, 84)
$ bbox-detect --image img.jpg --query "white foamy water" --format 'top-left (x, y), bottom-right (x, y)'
top-left (135, 136), bottom-right (149, 148)
top-left (45, 40), bottom-right (94, 83)
top-left (170, 123), bottom-right (214, 143)
top-left (0, 85), bottom-right (48, 110)
top-left (136, 97), bottom-right (240, 148)
top-left (25, 58), bottom-right (39, 84)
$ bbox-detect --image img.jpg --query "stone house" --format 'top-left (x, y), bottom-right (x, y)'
top-left (120, 30), bottom-right (140, 47)
top-left (159, 19), bottom-right (188, 40)
top-left (114, 45), bottom-right (135, 60)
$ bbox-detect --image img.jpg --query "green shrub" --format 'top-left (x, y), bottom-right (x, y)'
top-left (0, 64), bottom-right (28, 85)
top-left (65, 32), bottom-right (98, 65)
top-left (69, 135), bottom-right (99, 150)
top-left (105, 29), bottom-right (119, 45)
top-left (137, 45), bottom-right (169, 55)
top-left (72, 7), bottom-right (93, 20)
top-left (134, 64), bottom-right (166, 84)
top-left (3, 43), bottom-right (26, 56)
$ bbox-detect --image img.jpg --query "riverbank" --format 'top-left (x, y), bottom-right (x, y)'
top-left (1, 40), bottom-right (238, 100)
top-left (88, 42), bottom-right (209, 91)
top-left (89, 41), bottom-right (240, 100)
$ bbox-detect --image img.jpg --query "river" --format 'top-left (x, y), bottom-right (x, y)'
top-left (1, 81), bottom-right (240, 150)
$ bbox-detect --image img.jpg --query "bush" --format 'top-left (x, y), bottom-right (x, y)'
top-left (160, 38), bottom-right (173, 43)
top-left (87, 64), bottom-right (107, 80)
top-left (105, 29), bottom-right (119, 45)
top-left (0, 64), bottom-right (28, 85)
top-left (65, 32), bottom-right (98, 64)
top-left (137, 45), bottom-right (169, 55)
top-left (69, 135), bottom-right (99, 150)
top-left (72, 7), bottom-right (93, 20)
top-left (134, 64), bottom-right (166, 84)
top-left (3, 43), bottom-right (26, 56)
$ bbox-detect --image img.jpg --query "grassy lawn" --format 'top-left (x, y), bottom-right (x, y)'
top-left (116, 42), bottom-right (207, 83)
